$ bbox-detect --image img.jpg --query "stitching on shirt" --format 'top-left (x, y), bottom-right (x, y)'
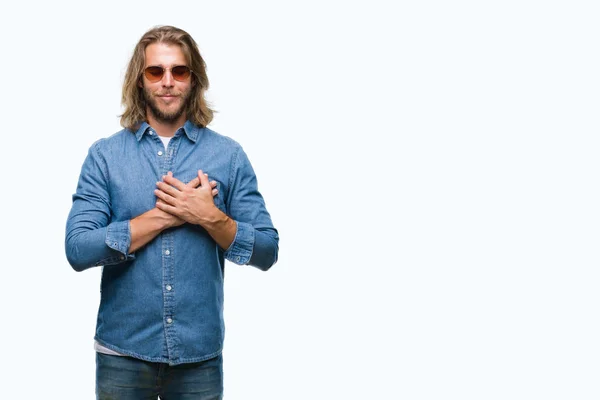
top-left (227, 146), bottom-right (241, 208)
top-left (92, 140), bottom-right (110, 184)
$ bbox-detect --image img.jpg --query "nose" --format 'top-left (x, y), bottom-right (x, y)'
top-left (162, 70), bottom-right (174, 87)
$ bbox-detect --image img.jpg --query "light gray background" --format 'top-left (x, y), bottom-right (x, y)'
top-left (1, 0), bottom-right (599, 399)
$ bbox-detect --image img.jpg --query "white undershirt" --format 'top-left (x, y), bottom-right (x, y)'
top-left (95, 341), bottom-right (124, 356)
top-left (159, 134), bottom-right (172, 149)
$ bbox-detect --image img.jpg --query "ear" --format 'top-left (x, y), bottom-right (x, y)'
top-left (138, 78), bottom-right (143, 88)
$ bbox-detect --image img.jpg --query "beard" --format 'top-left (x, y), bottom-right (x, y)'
top-left (143, 87), bottom-right (192, 124)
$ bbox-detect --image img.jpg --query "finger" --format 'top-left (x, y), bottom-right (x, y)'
top-left (156, 199), bottom-right (173, 208)
top-left (156, 181), bottom-right (180, 198)
top-left (163, 173), bottom-right (187, 191)
top-left (156, 200), bottom-right (179, 216)
top-left (212, 188), bottom-right (219, 197)
top-left (154, 188), bottom-right (176, 205)
top-left (186, 176), bottom-right (201, 188)
top-left (197, 170), bottom-right (210, 187)
top-left (188, 173), bottom-right (211, 188)
top-left (210, 180), bottom-right (217, 189)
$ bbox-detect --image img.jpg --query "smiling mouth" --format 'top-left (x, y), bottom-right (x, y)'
top-left (157, 95), bottom-right (180, 103)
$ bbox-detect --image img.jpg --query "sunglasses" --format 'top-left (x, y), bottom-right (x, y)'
top-left (143, 65), bottom-right (192, 83)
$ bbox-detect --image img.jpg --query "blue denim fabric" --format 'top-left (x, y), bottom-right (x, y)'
top-left (66, 121), bottom-right (278, 365)
top-left (96, 352), bottom-right (223, 399)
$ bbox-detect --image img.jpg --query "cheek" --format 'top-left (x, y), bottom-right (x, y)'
top-left (143, 83), bottom-right (161, 95)
top-left (181, 83), bottom-right (193, 95)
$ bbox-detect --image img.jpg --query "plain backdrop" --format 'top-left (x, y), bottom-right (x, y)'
top-left (1, 1), bottom-right (599, 399)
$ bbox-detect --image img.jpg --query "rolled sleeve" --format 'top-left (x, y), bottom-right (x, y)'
top-left (224, 221), bottom-right (254, 265)
top-left (106, 220), bottom-right (132, 255)
top-left (225, 146), bottom-right (279, 271)
top-left (65, 141), bottom-right (135, 271)
top-left (102, 220), bottom-right (136, 265)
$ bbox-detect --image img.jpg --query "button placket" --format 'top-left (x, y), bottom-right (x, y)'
top-left (157, 133), bottom-right (179, 362)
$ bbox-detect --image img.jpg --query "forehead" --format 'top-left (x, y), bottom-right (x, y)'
top-left (144, 42), bottom-right (187, 66)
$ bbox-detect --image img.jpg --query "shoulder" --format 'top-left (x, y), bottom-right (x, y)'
top-left (200, 126), bottom-right (243, 150)
top-left (198, 126), bottom-right (248, 164)
top-left (89, 128), bottom-right (137, 153)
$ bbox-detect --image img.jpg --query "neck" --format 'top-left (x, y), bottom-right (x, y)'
top-left (146, 112), bottom-right (187, 137)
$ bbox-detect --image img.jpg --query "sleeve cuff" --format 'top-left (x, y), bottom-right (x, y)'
top-left (224, 221), bottom-right (255, 265)
top-left (99, 220), bottom-right (135, 266)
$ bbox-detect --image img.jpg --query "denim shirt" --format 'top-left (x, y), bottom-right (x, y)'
top-left (65, 121), bottom-right (279, 365)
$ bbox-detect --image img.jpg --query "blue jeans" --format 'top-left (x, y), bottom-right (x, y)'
top-left (96, 352), bottom-right (223, 399)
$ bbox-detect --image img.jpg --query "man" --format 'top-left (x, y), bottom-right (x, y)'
top-left (65, 25), bottom-right (279, 399)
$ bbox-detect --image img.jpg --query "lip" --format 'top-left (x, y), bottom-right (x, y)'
top-left (158, 95), bottom-right (178, 102)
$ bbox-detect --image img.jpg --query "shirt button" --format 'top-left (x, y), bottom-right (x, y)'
top-left (149, 131), bottom-right (153, 135)
top-left (157, 150), bottom-right (163, 156)
top-left (166, 285), bottom-right (172, 291)
top-left (165, 250), bottom-right (170, 255)
top-left (166, 318), bottom-right (173, 324)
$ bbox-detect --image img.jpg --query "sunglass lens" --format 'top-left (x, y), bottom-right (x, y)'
top-left (172, 66), bottom-right (191, 81)
top-left (145, 66), bottom-right (164, 82)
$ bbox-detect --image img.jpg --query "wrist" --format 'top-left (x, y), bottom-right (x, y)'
top-left (152, 207), bottom-right (181, 229)
top-left (201, 207), bottom-right (228, 229)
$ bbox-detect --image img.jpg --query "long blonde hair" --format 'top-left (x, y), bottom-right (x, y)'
top-left (120, 25), bottom-right (214, 130)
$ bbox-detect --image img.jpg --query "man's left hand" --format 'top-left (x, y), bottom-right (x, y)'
top-left (155, 170), bottom-right (220, 227)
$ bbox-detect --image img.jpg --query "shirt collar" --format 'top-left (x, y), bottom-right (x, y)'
top-left (133, 120), bottom-right (203, 143)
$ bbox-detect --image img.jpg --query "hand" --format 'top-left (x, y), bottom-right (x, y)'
top-left (156, 171), bottom-right (218, 228)
top-left (155, 170), bottom-right (220, 226)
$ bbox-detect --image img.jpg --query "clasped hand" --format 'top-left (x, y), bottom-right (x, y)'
top-left (155, 170), bottom-right (219, 227)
